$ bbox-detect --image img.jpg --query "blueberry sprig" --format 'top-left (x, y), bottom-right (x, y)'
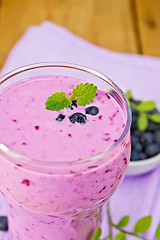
top-left (127, 91), bottom-right (160, 161)
top-left (45, 83), bottom-right (97, 111)
top-left (92, 202), bottom-right (160, 240)
top-left (126, 91), bottom-right (160, 132)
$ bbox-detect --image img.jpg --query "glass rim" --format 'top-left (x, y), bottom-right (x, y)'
top-left (0, 62), bottom-right (132, 166)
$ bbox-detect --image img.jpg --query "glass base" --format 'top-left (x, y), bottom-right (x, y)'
top-left (7, 200), bottom-right (102, 240)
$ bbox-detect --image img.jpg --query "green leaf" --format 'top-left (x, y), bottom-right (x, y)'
top-left (156, 223), bottom-right (160, 240)
top-left (134, 216), bottom-right (152, 234)
top-left (137, 101), bottom-right (156, 112)
top-left (125, 90), bottom-right (131, 101)
top-left (92, 227), bottom-right (102, 240)
top-left (118, 216), bottom-right (130, 227)
top-left (45, 91), bottom-right (72, 111)
top-left (149, 114), bottom-right (160, 124)
top-left (137, 113), bottom-right (148, 131)
top-left (115, 232), bottom-right (126, 240)
top-left (69, 83), bottom-right (97, 106)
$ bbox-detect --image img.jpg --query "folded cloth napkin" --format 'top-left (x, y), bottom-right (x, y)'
top-left (0, 21), bottom-right (160, 240)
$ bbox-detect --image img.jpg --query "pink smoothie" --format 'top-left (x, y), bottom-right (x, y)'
top-left (0, 76), bottom-right (131, 240)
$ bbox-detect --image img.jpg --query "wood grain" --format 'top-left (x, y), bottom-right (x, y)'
top-left (0, 0), bottom-right (47, 68)
top-left (44, 0), bottom-right (137, 52)
top-left (135, 0), bottom-right (160, 56)
top-left (0, 0), bottom-right (159, 69)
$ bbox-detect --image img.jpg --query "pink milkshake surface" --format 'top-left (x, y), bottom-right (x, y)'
top-left (0, 75), bottom-right (131, 240)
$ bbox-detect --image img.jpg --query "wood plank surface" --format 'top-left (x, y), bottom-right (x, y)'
top-left (0, 0), bottom-right (160, 70)
top-left (0, 0), bottom-right (47, 68)
top-left (135, 0), bottom-right (160, 56)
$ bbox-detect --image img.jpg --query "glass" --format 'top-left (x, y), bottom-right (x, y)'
top-left (0, 63), bottom-right (131, 240)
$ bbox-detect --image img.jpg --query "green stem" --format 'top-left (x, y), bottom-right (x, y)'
top-left (106, 202), bottom-right (149, 240)
top-left (107, 202), bottom-right (113, 240)
top-left (101, 235), bottom-right (110, 240)
top-left (112, 223), bottom-right (148, 240)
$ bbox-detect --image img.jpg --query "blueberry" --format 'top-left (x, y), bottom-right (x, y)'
top-left (0, 216), bottom-right (8, 231)
top-left (69, 113), bottom-right (87, 124)
top-left (148, 108), bottom-right (159, 114)
top-left (148, 121), bottom-right (160, 131)
top-left (134, 142), bottom-right (143, 152)
top-left (131, 135), bottom-right (139, 146)
top-left (145, 143), bottom-right (159, 157)
top-left (155, 130), bottom-right (160, 144)
top-left (134, 130), bottom-right (141, 137)
top-left (131, 110), bottom-right (139, 130)
top-left (131, 116), bottom-right (137, 130)
top-left (131, 107), bottom-right (139, 117)
top-left (130, 150), bottom-right (139, 161)
top-left (139, 152), bottom-right (147, 160)
top-left (56, 114), bottom-right (65, 122)
top-left (69, 101), bottom-right (77, 110)
top-left (140, 132), bottom-right (154, 145)
top-left (85, 106), bottom-right (99, 116)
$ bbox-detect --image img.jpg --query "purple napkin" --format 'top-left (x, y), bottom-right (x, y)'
top-left (0, 21), bottom-right (160, 240)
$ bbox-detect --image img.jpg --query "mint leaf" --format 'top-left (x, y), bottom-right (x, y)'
top-left (125, 90), bottom-right (131, 101)
top-left (45, 83), bottom-right (98, 111)
top-left (45, 91), bottom-right (72, 111)
top-left (115, 232), bottom-right (126, 240)
top-left (134, 216), bottom-right (152, 234)
top-left (156, 223), bottom-right (160, 240)
top-left (137, 113), bottom-right (148, 131)
top-left (137, 101), bottom-right (156, 112)
top-left (118, 216), bottom-right (130, 227)
top-left (92, 227), bottom-right (102, 240)
top-left (149, 113), bottom-right (160, 123)
top-left (69, 83), bottom-right (97, 106)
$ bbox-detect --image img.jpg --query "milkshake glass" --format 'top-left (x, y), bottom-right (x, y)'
top-left (0, 63), bottom-right (131, 240)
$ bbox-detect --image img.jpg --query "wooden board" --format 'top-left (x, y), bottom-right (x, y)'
top-left (0, 0), bottom-right (47, 68)
top-left (0, 0), bottom-right (160, 69)
top-left (135, 0), bottom-right (160, 56)
top-left (0, 0), bottom-right (138, 69)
